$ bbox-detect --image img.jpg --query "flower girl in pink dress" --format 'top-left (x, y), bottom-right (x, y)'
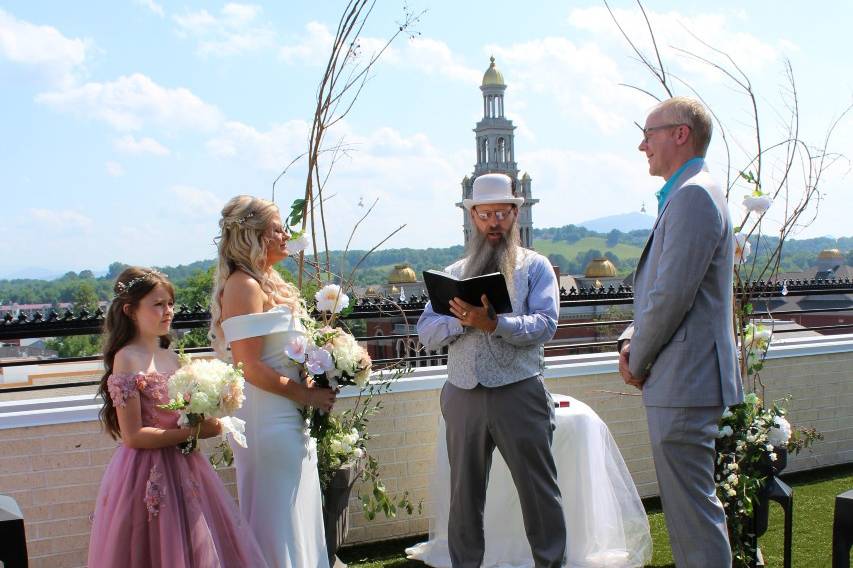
top-left (88, 267), bottom-right (268, 568)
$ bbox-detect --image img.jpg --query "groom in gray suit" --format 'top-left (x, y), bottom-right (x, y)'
top-left (618, 97), bottom-right (744, 567)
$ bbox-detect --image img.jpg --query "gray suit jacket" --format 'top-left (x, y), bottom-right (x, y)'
top-left (620, 160), bottom-right (743, 408)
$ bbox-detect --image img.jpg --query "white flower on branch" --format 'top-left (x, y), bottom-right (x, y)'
top-left (717, 425), bottom-right (734, 438)
top-left (315, 283), bottom-right (350, 314)
top-left (743, 194), bottom-right (773, 214)
top-left (734, 233), bottom-right (751, 264)
top-left (286, 232), bottom-right (309, 255)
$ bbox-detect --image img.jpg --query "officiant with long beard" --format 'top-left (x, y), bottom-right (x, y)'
top-left (417, 173), bottom-right (566, 568)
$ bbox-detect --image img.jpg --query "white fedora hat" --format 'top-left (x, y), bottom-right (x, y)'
top-left (462, 173), bottom-right (524, 209)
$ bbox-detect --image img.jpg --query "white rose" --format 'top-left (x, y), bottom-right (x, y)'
top-left (286, 233), bottom-right (309, 255)
top-left (717, 425), bottom-right (733, 438)
top-left (743, 195), bottom-right (773, 214)
top-left (315, 284), bottom-right (350, 314)
top-left (768, 416), bottom-right (792, 446)
top-left (734, 233), bottom-right (751, 264)
top-left (728, 488), bottom-right (737, 497)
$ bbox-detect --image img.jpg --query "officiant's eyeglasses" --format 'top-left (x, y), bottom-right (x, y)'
top-left (474, 207), bottom-right (515, 221)
top-left (635, 121), bottom-right (690, 144)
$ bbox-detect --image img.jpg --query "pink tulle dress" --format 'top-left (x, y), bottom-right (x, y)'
top-left (87, 371), bottom-right (269, 568)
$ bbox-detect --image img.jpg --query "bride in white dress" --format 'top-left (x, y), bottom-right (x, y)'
top-left (210, 195), bottom-right (337, 568)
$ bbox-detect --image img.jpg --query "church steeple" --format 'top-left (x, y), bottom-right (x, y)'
top-left (458, 57), bottom-right (538, 248)
top-left (474, 56), bottom-right (515, 177)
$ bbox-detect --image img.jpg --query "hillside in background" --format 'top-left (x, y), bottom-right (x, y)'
top-left (578, 212), bottom-right (656, 233)
top-left (1, 226), bottom-right (850, 305)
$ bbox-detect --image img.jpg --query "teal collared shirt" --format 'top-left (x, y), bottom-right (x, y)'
top-left (656, 157), bottom-right (704, 213)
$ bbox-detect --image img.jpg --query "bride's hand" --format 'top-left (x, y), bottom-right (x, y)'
top-left (301, 379), bottom-right (336, 413)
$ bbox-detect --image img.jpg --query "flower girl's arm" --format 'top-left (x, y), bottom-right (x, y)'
top-left (115, 397), bottom-right (196, 449)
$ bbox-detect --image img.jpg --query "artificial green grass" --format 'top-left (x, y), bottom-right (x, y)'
top-left (340, 463), bottom-right (853, 567)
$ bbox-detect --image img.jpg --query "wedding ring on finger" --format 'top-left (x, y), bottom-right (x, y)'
top-left (462, 311), bottom-right (468, 317)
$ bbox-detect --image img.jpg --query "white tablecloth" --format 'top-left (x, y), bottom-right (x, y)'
top-left (406, 394), bottom-right (652, 568)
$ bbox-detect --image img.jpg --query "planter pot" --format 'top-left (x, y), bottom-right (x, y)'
top-left (322, 460), bottom-right (364, 567)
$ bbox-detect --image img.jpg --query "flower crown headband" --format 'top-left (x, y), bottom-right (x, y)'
top-left (115, 270), bottom-right (163, 296)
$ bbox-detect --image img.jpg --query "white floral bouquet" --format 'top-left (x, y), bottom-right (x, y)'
top-left (715, 392), bottom-right (820, 566)
top-left (317, 418), bottom-right (366, 487)
top-left (159, 358), bottom-right (247, 467)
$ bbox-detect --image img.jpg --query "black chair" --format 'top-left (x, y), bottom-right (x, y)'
top-left (752, 475), bottom-right (794, 568)
top-left (834, 489), bottom-right (853, 568)
top-left (0, 494), bottom-right (28, 568)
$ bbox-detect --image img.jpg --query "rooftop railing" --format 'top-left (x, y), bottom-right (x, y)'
top-left (1, 279), bottom-right (851, 394)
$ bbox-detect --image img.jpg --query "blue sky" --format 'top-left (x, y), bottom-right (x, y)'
top-left (1, 1), bottom-right (851, 278)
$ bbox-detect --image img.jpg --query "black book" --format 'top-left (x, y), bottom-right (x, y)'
top-left (422, 270), bottom-right (512, 317)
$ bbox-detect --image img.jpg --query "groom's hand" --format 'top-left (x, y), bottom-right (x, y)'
top-left (619, 343), bottom-right (645, 390)
top-left (449, 295), bottom-right (498, 333)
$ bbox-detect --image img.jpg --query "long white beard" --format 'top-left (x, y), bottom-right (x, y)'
top-left (463, 220), bottom-right (522, 298)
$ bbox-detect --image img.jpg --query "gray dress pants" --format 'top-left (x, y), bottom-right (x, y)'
top-left (441, 377), bottom-right (567, 568)
top-left (646, 405), bottom-right (732, 567)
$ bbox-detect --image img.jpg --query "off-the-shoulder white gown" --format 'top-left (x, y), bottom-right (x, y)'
top-left (222, 306), bottom-right (329, 568)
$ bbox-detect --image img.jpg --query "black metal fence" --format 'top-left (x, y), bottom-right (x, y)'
top-left (1, 279), bottom-right (851, 394)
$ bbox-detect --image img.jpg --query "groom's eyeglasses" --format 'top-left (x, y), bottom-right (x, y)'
top-left (474, 207), bottom-right (515, 221)
top-left (635, 121), bottom-right (690, 144)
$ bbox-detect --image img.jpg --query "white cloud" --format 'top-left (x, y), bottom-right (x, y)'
top-left (174, 3), bottom-right (275, 56)
top-left (486, 38), bottom-right (647, 134)
top-left (279, 25), bottom-right (481, 86)
top-left (279, 21), bottom-right (334, 64)
top-left (567, 6), bottom-right (782, 78)
top-left (521, 148), bottom-right (658, 228)
top-left (170, 185), bottom-right (223, 217)
top-left (114, 135), bottom-right (170, 156)
top-left (403, 38), bottom-right (480, 85)
top-left (0, 8), bottom-right (90, 87)
top-left (106, 161), bottom-right (125, 176)
top-left (134, 0), bottom-right (165, 18)
top-left (206, 119), bottom-right (309, 171)
top-left (36, 73), bottom-right (223, 132)
top-left (29, 208), bottom-right (94, 233)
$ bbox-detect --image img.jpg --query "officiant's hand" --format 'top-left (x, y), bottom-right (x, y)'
top-left (450, 294), bottom-right (498, 333)
top-left (619, 343), bottom-right (645, 390)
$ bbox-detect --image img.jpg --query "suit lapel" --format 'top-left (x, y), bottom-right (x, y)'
top-left (635, 160), bottom-right (706, 280)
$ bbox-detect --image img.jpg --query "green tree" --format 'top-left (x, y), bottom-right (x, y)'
top-left (606, 229), bottom-right (621, 247)
top-left (44, 334), bottom-right (101, 358)
top-left (71, 281), bottom-right (99, 312)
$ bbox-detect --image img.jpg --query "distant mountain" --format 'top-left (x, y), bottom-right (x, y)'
top-left (578, 212), bottom-right (656, 233)
top-left (2, 266), bottom-right (66, 280)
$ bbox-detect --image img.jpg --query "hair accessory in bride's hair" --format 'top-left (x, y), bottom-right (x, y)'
top-left (115, 270), bottom-right (163, 296)
top-left (233, 211), bottom-right (255, 226)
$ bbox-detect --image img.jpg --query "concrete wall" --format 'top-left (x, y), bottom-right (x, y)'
top-left (1, 334), bottom-right (851, 566)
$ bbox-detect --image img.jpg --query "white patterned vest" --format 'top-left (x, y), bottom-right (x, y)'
top-left (445, 249), bottom-right (546, 389)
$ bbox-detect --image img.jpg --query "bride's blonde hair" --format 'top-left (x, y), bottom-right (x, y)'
top-left (209, 195), bottom-right (306, 356)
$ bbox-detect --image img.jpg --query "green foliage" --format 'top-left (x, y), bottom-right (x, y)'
top-left (44, 334), bottom-right (101, 357)
top-left (0, 231), bottom-right (849, 306)
top-left (286, 198), bottom-right (307, 227)
top-left (175, 266), bottom-right (214, 308)
top-left (715, 394), bottom-right (822, 566)
top-left (316, 367), bottom-right (422, 521)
